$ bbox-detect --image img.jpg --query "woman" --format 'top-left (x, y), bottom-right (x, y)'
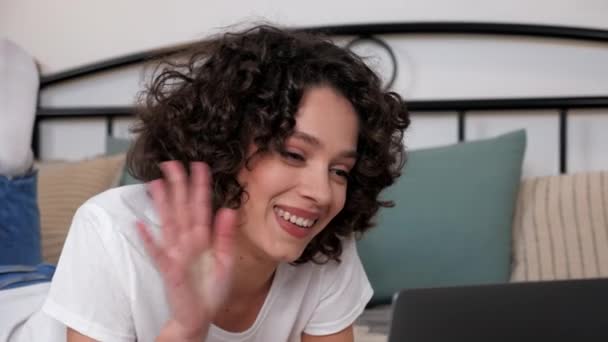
top-left (43, 24), bottom-right (410, 341)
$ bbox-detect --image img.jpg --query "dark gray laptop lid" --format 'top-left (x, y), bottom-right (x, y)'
top-left (388, 278), bottom-right (608, 342)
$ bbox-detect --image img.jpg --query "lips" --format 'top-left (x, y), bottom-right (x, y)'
top-left (274, 205), bottom-right (319, 220)
top-left (274, 207), bottom-right (316, 228)
top-left (273, 205), bottom-right (320, 239)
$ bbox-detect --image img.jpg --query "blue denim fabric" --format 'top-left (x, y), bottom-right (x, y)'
top-left (0, 263), bottom-right (55, 290)
top-left (0, 170), bottom-right (42, 265)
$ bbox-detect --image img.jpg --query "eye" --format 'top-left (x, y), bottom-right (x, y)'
top-left (331, 168), bottom-right (350, 180)
top-left (280, 150), bottom-right (305, 162)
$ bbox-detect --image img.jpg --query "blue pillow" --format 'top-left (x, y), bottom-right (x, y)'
top-left (0, 170), bottom-right (42, 265)
top-left (358, 130), bottom-right (526, 305)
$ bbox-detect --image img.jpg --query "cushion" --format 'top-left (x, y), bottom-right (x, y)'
top-left (105, 136), bottom-right (140, 186)
top-left (37, 154), bottom-right (125, 264)
top-left (0, 39), bottom-right (38, 177)
top-left (358, 130), bottom-right (526, 304)
top-left (510, 170), bottom-right (608, 282)
top-left (0, 171), bottom-right (42, 265)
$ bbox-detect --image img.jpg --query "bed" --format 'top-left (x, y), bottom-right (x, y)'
top-left (6, 21), bottom-right (608, 341)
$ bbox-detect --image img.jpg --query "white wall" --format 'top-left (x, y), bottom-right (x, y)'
top-left (2, 0), bottom-right (608, 176)
top-left (2, 0), bottom-right (608, 75)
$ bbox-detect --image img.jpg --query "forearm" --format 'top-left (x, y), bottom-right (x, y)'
top-left (302, 325), bottom-right (354, 342)
top-left (156, 319), bottom-right (209, 342)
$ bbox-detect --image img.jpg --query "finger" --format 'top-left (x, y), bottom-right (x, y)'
top-left (136, 221), bottom-right (170, 273)
top-left (160, 161), bottom-right (190, 233)
top-left (148, 178), bottom-right (177, 246)
top-left (189, 162), bottom-right (212, 248)
top-left (212, 208), bottom-right (238, 276)
top-left (137, 221), bottom-right (186, 288)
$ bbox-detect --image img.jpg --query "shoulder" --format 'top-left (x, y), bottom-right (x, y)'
top-left (42, 185), bottom-right (153, 341)
top-left (70, 184), bottom-right (158, 256)
top-left (317, 237), bottom-right (362, 285)
top-left (84, 184), bottom-right (152, 220)
top-left (78, 183), bottom-right (156, 226)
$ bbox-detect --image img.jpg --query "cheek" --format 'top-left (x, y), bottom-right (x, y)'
top-left (240, 165), bottom-right (288, 209)
top-left (331, 186), bottom-right (348, 216)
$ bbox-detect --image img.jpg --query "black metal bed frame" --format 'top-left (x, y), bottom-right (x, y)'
top-left (34, 22), bottom-right (608, 173)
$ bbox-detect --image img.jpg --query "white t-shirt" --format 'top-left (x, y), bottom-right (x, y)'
top-left (42, 184), bottom-right (373, 342)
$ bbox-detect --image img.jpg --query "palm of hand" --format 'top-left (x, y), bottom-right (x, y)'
top-left (136, 161), bottom-right (237, 337)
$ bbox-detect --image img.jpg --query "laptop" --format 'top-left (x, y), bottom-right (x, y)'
top-left (388, 278), bottom-right (608, 342)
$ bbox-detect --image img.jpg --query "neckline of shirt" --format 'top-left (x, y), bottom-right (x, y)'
top-left (208, 262), bottom-right (289, 340)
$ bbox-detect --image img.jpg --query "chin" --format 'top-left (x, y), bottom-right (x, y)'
top-left (265, 243), bottom-right (308, 264)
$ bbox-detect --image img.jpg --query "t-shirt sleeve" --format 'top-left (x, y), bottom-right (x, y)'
top-left (42, 203), bottom-right (135, 342)
top-left (303, 238), bottom-right (374, 336)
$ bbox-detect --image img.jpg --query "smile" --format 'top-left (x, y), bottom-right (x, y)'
top-left (273, 207), bottom-right (318, 228)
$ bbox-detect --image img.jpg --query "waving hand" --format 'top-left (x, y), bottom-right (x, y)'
top-left (136, 161), bottom-right (237, 340)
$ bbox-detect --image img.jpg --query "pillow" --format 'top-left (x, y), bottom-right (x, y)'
top-left (510, 170), bottom-right (608, 282)
top-left (358, 130), bottom-right (526, 305)
top-left (37, 154), bottom-right (125, 264)
top-left (105, 136), bottom-right (140, 186)
top-left (0, 171), bottom-right (42, 265)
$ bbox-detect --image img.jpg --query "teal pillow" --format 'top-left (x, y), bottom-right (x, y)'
top-left (358, 130), bottom-right (526, 305)
top-left (105, 136), bottom-right (140, 186)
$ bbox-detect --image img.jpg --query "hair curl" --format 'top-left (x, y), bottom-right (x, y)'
top-left (127, 24), bottom-right (410, 264)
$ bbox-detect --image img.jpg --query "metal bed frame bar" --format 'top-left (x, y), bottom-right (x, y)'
top-left (36, 22), bottom-right (608, 173)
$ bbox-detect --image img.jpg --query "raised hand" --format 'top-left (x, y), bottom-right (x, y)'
top-left (136, 161), bottom-right (237, 340)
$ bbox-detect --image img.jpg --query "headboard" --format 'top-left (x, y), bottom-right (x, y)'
top-left (34, 22), bottom-right (608, 175)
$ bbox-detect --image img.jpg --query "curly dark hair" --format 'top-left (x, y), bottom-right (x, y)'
top-left (127, 24), bottom-right (410, 264)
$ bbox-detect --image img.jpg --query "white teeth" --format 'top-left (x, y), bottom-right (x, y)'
top-left (274, 207), bottom-right (316, 228)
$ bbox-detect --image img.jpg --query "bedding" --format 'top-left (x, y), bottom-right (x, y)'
top-left (36, 154), bottom-right (125, 264)
top-left (0, 264), bottom-right (55, 290)
top-left (357, 130), bottom-right (526, 304)
top-left (0, 171), bottom-right (41, 266)
top-left (511, 170), bottom-right (608, 282)
top-left (0, 283), bottom-right (64, 342)
top-left (105, 136), bottom-right (140, 186)
top-left (0, 155), bottom-right (125, 341)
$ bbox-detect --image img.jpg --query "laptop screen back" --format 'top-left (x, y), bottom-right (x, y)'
top-left (388, 278), bottom-right (608, 342)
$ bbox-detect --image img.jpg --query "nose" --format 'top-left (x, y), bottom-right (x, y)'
top-left (299, 166), bottom-right (332, 207)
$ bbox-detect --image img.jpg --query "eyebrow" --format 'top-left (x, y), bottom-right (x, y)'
top-left (291, 131), bottom-right (358, 159)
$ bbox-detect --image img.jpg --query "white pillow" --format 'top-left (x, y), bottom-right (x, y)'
top-left (511, 170), bottom-right (608, 282)
top-left (0, 39), bottom-right (39, 176)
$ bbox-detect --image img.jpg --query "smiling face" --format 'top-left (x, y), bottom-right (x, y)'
top-left (236, 86), bottom-right (359, 263)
